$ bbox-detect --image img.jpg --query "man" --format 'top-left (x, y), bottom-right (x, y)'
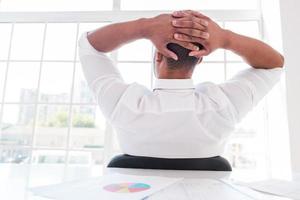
top-left (78, 11), bottom-right (284, 169)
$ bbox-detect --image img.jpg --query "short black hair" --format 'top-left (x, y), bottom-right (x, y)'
top-left (166, 43), bottom-right (204, 70)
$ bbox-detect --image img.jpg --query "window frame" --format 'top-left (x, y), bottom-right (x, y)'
top-left (0, 0), bottom-right (271, 177)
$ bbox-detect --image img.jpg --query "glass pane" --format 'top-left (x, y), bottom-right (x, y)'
top-left (0, 62), bottom-right (7, 101)
top-left (226, 50), bottom-right (243, 62)
top-left (68, 150), bottom-right (103, 164)
top-left (225, 104), bottom-right (267, 171)
top-left (0, 24), bottom-right (12, 60)
top-left (43, 23), bottom-right (77, 61)
top-left (31, 150), bottom-right (66, 164)
top-left (1, 104), bottom-right (35, 146)
top-left (0, 155), bottom-right (31, 200)
top-left (35, 105), bottom-right (69, 147)
top-left (5, 62), bottom-right (40, 103)
top-left (117, 63), bottom-right (152, 88)
top-left (118, 39), bottom-right (153, 61)
top-left (65, 150), bottom-right (103, 180)
top-left (226, 63), bottom-right (251, 80)
top-left (73, 63), bottom-right (95, 104)
top-left (225, 21), bottom-right (260, 61)
top-left (237, 106), bottom-right (265, 134)
top-left (225, 21), bottom-right (260, 39)
top-left (0, 147), bottom-right (30, 163)
top-left (70, 106), bottom-right (106, 149)
top-left (29, 150), bottom-right (65, 187)
top-left (0, 0), bottom-right (113, 11)
top-left (39, 62), bottom-right (73, 103)
top-left (121, 0), bottom-right (258, 10)
top-left (192, 63), bottom-right (225, 84)
top-left (10, 23), bottom-right (45, 60)
top-left (79, 23), bottom-right (110, 36)
top-left (76, 23), bottom-right (110, 61)
top-left (203, 49), bottom-right (225, 62)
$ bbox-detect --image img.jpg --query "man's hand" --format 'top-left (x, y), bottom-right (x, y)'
top-left (143, 14), bottom-right (210, 60)
top-left (173, 10), bottom-right (284, 68)
top-left (172, 10), bottom-right (228, 58)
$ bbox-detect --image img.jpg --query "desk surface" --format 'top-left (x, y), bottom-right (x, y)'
top-left (0, 164), bottom-right (296, 200)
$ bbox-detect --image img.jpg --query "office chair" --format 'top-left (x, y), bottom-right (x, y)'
top-left (107, 154), bottom-right (232, 171)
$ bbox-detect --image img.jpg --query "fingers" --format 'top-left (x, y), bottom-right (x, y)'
top-left (172, 14), bottom-right (209, 27)
top-left (172, 10), bottom-right (188, 18)
top-left (160, 43), bottom-right (208, 60)
top-left (183, 10), bottom-right (210, 20)
top-left (160, 47), bottom-right (178, 60)
top-left (172, 19), bottom-right (207, 30)
top-left (175, 29), bottom-right (209, 39)
top-left (189, 49), bottom-right (210, 58)
top-left (176, 16), bottom-right (209, 27)
top-left (159, 42), bottom-right (205, 60)
top-left (174, 41), bottom-right (201, 51)
top-left (173, 10), bottom-right (210, 20)
top-left (174, 33), bottom-right (206, 44)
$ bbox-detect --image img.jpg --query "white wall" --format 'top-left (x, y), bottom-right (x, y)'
top-left (280, 0), bottom-right (300, 172)
top-left (261, 0), bottom-right (292, 178)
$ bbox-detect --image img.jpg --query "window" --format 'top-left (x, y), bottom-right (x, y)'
top-left (121, 0), bottom-right (259, 10)
top-left (0, 0), bottom-right (286, 184)
top-left (0, 0), bottom-right (113, 11)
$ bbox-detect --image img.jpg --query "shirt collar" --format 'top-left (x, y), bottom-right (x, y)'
top-left (153, 79), bottom-right (195, 90)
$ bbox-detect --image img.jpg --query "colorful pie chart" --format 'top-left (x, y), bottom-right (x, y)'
top-left (103, 182), bottom-right (151, 193)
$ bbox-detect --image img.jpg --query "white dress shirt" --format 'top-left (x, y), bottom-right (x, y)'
top-left (78, 32), bottom-right (283, 158)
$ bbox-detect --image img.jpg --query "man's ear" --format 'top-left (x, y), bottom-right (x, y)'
top-left (155, 51), bottom-right (163, 63)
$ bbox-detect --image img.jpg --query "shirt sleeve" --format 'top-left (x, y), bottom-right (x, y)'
top-left (218, 67), bottom-right (284, 123)
top-left (78, 32), bottom-right (129, 121)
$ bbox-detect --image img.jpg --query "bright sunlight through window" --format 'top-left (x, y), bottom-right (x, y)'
top-left (0, 0), bottom-right (288, 192)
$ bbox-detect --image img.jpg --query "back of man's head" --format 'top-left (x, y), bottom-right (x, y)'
top-left (165, 43), bottom-right (204, 70)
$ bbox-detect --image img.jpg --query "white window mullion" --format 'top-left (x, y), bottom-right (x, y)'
top-left (0, 59), bottom-right (246, 64)
top-left (28, 23), bottom-right (48, 160)
top-left (0, 23), bottom-right (14, 143)
top-left (0, 11), bottom-right (262, 23)
top-left (1, 102), bottom-right (97, 106)
top-left (25, 23), bottom-right (48, 187)
top-left (24, 22), bottom-right (47, 191)
top-left (2, 143), bottom-right (104, 152)
top-left (113, 0), bottom-right (121, 11)
top-left (150, 45), bottom-right (155, 89)
top-left (222, 21), bottom-right (228, 81)
top-left (63, 22), bottom-right (80, 180)
top-left (0, 59), bottom-right (80, 62)
top-left (101, 0), bottom-right (122, 170)
top-left (259, 0), bottom-right (272, 179)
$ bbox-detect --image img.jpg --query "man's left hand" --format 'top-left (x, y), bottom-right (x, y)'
top-left (172, 10), bottom-right (229, 58)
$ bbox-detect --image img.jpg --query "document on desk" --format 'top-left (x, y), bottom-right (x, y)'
top-left (149, 179), bottom-right (257, 200)
top-left (239, 179), bottom-right (300, 200)
top-left (30, 174), bottom-right (182, 200)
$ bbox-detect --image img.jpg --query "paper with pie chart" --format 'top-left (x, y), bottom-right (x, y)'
top-left (30, 174), bottom-right (182, 200)
top-left (103, 182), bottom-right (151, 193)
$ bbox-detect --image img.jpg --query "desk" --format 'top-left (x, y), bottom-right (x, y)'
top-left (105, 168), bottom-right (293, 200)
top-left (0, 164), bottom-right (295, 200)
